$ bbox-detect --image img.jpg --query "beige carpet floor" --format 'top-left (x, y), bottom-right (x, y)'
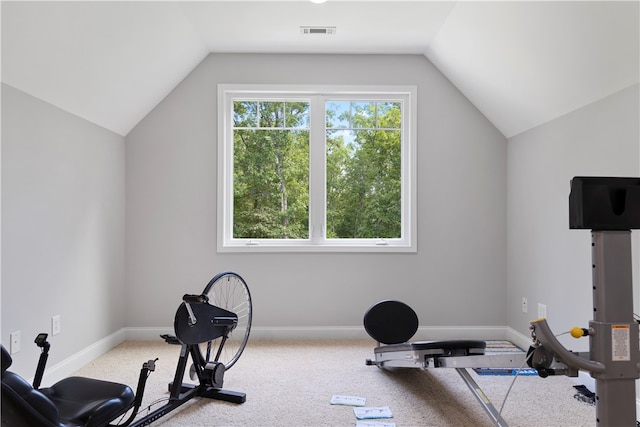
top-left (73, 340), bottom-right (595, 426)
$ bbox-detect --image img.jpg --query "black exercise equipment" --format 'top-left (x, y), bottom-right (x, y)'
top-left (1, 271), bottom-right (252, 427)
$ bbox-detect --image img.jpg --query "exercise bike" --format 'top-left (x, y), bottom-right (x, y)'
top-left (1, 271), bottom-right (252, 427)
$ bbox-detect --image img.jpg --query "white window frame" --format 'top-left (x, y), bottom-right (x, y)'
top-left (217, 84), bottom-right (417, 253)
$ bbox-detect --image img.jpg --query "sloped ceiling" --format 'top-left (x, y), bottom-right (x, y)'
top-left (2, 1), bottom-right (638, 138)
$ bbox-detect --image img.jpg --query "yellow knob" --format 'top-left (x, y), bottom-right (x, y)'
top-left (570, 327), bottom-right (586, 338)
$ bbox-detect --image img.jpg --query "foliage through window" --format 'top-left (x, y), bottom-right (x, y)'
top-left (233, 100), bottom-right (310, 239)
top-left (218, 85), bottom-right (416, 252)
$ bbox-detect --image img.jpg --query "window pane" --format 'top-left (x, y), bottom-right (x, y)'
top-left (285, 102), bottom-right (310, 128)
top-left (351, 102), bottom-right (376, 129)
top-left (326, 101), bottom-right (350, 128)
top-left (377, 102), bottom-right (401, 128)
top-left (259, 101), bottom-right (285, 127)
top-left (326, 127), bottom-right (402, 239)
top-left (233, 101), bottom-right (258, 127)
top-left (233, 129), bottom-right (310, 239)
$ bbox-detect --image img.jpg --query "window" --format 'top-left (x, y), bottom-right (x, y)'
top-left (218, 85), bottom-right (416, 252)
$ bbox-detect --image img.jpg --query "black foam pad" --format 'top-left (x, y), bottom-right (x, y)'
top-left (1, 345), bottom-right (12, 372)
top-left (569, 176), bottom-right (640, 230)
top-left (411, 340), bottom-right (486, 355)
top-left (363, 300), bottom-right (418, 344)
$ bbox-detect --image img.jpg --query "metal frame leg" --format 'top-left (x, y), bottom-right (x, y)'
top-left (456, 368), bottom-right (509, 427)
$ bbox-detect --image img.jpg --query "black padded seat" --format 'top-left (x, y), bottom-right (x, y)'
top-left (1, 345), bottom-right (135, 427)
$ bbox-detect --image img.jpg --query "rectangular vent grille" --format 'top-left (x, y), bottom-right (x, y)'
top-left (300, 26), bottom-right (336, 35)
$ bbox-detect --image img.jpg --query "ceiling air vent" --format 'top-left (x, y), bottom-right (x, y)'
top-left (300, 26), bottom-right (336, 35)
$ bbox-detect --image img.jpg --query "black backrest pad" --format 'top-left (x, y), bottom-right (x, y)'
top-left (2, 344), bottom-right (61, 427)
top-left (364, 300), bottom-right (419, 344)
top-left (2, 372), bottom-right (61, 427)
top-left (1, 345), bottom-right (12, 373)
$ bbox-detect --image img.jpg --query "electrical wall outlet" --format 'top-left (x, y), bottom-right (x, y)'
top-left (522, 297), bottom-right (528, 313)
top-left (10, 331), bottom-right (21, 354)
top-left (52, 315), bottom-right (61, 336)
top-left (538, 303), bottom-right (547, 319)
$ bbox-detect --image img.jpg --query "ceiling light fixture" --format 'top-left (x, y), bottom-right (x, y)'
top-left (310, 0), bottom-right (327, 4)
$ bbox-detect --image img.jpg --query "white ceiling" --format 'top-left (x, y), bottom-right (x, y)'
top-left (2, 1), bottom-right (638, 138)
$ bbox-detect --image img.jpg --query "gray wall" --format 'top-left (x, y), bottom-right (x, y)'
top-left (2, 52), bottom-right (638, 381)
top-left (507, 84), bottom-right (640, 350)
top-left (126, 53), bottom-right (508, 333)
top-left (1, 84), bottom-right (126, 376)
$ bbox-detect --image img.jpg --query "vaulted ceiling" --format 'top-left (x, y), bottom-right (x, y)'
top-left (2, 1), bottom-right (638, 138)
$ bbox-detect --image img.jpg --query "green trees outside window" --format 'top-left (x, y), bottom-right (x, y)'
top-left (325, 101), bottom-right (401, 239)
top-left (232, 99), bottom-right (402, 240)
top-left (233, 100), bottom-right (310, 239)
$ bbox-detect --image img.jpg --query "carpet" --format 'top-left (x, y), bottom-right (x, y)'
top-left (72, 339), bottom-right (595, 426)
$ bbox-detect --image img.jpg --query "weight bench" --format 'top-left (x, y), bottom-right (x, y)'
top-left (364, 300), bottom-right (528, 427)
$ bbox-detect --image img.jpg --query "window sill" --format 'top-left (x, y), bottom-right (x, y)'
top-left (218, 241), bottom-right (417, 253)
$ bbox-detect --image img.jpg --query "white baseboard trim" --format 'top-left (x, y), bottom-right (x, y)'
top-left (505, 327), bottom-right (534, 350)
top-left (123, 325), bottom-right (515, 342)
top-left (249, 326), bottom-right (370, 340)
top-left (124, 326), bottom-right (174, 341)
top-left (41, 329), bottom-right (126, 386)
top-left (123, 326), bottom-right (372, 341)
top-left (414, 326), bottom-right (511, 342)
top-left (39, 325), bottom-right (524, 383)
